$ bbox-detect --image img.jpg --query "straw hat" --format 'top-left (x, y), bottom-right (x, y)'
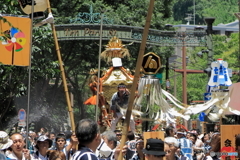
top-left (0, 131), bottom-right (13, 150)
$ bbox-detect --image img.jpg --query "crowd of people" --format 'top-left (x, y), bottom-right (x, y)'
top-left (0, 119), bottom-right (128, 160)
top-left (0, 118), bottom-right (227, 160)
top-left (0, 127), bottom-right (78, 160)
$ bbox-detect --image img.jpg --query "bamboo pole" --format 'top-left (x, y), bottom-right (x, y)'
top-left (96, 12), bottom-right (104, 122)
top-left (117, 0), bottom-right (155, 159)
top-left (46, 0), bottom-right (75, 131)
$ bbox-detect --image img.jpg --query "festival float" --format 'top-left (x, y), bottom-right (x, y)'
top-left (184, 58), bottom-right (240, 122)
top-left (83, 36), bottom-right (240, 135)
top-left (84, 36), bottom-right (144, 133)
top-left (84, 36), bottom-right (192, 133)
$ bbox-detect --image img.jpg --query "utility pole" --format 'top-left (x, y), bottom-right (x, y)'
top-left (193, 0), bottom-right (195, 25)
top-left (182, 41), bottom-right (187, 105)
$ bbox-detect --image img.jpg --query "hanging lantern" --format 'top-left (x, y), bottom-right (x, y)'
top-left (18, 0), bottom-right (48, 19)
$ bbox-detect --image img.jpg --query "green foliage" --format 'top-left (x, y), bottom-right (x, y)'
top-left (1, 0), bottom-right (240, 131)
top-left (213, 33), bottom-right (240, 82)
top-left (172, 0), bottom-right (239, 25)
top-left (0, 0), bottom-right (21, 15)
top-left (173, 33), bottom-right (240, 104)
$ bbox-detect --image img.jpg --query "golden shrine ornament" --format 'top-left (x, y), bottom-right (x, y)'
top-left (100, 36), bottom-right (131, 63)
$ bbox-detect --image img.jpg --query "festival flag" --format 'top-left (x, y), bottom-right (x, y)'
top-left (0, 16), bottom-right (31, 66)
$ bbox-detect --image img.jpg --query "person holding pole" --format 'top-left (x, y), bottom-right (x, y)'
top-left (110, 83), bottom-right (135, 132)
top-left (72, 119), bottom-right (126, 160)
top-left (7, 133), bottom-right (32, 160)
top-left (54, 133), bottom-right (78, 160)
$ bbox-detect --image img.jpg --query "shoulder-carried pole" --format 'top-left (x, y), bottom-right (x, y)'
top-left (96, 12), bottom-right (104, 122)
top-left (46, 0), bottom-right (75, 132)
top-left (117, 0), bottom-right (155, 160)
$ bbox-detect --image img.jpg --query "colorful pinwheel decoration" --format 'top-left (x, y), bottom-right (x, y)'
top-left (1, 27), bottom-right (26, 52)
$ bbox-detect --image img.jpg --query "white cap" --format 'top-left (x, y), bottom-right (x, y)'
top-left (165, 137), bottom-right (179, 148)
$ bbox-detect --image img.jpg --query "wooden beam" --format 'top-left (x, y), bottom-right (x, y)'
top-left (117, 0), bottom-right (155, 160)
top-left (174, 69), bottom-right (204, 73)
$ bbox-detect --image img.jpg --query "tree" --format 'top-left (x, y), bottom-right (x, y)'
top-left (172, 0), bottom-right (239, 25)
top-left (0, 0), bottom-right (30, 129)
top-left (3, 0), bottom-right (239, 131)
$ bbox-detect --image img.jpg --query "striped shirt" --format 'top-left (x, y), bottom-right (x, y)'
top-left (96, 139), bottom-right (113, 158)
top-left (178, 138), bottom-right (193, 160)
top-left (203, 143), bottom-right (211, 153)
top-left (72, 146), bottom-right (111, 160)
top-left (131, 153), bottom-right (141, 160)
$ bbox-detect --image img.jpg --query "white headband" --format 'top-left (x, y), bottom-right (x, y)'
top-left (177, 132), bottom-right (186, 135)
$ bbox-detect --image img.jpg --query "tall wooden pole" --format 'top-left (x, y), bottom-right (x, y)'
top-left (46, 0), bottom-right (75, 131)
top-left (182, 42), bottom-right (188, 129)
top-left (96, 12), bottom-right (104, 122)
top-left (117, 0), bottom-right (155, 160)
top-left (182, 44), bottom-right (187, 105)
